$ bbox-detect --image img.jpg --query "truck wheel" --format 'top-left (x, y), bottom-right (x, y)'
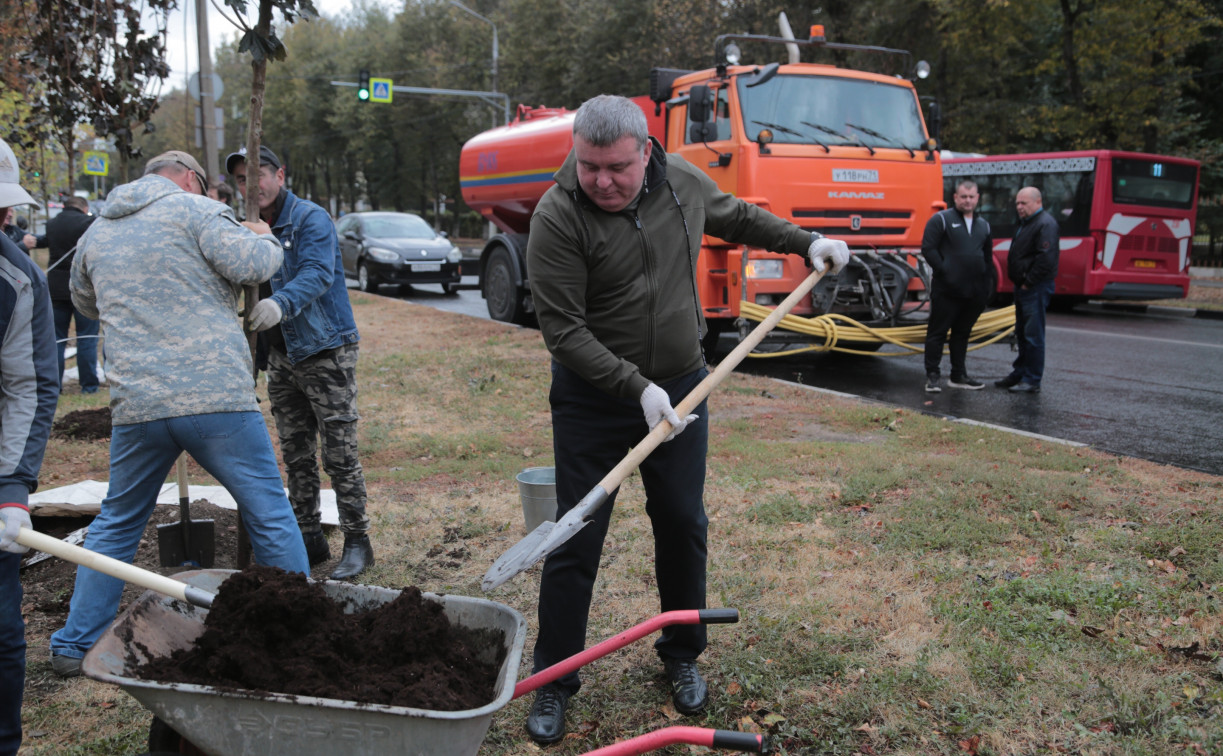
top-left (701, 321), bottom-right (726, 363)
top-left (484, 247), bottom-right (527, 324)
top-left (357, 262), bottom-right (379, 293)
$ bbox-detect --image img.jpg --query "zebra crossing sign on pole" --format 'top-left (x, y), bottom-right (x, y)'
top-left (370, 78), bottom-right (393, 103)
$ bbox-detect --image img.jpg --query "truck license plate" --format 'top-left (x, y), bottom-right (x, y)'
top-left (412, 263), bottom-right (442, 272)
top-left (1133, 259), bottom-right (1156, 268)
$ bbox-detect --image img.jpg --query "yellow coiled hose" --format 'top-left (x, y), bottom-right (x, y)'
top-left (738, 302), bottom-right (1017, 357)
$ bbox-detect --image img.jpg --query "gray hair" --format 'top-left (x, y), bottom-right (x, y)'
top-left (573, 95), bottom-right (648, 150)
top-left (954, 179), bottom-right (978, 193)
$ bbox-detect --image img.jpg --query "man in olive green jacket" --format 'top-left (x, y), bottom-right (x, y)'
top-left (523, 94), bottom-right (849, 744)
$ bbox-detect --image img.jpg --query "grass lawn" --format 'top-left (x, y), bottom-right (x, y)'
top-left (19, 290), bottom-right (1221, 755)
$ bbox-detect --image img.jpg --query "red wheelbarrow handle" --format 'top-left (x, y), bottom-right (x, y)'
top-left (582, 726), bottom-right (765, 755)
top-left (513, 608), bottom-right (738, 699)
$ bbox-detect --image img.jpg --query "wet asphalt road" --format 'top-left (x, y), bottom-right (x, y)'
top-left (375, 277), bottom-right (1223, 476)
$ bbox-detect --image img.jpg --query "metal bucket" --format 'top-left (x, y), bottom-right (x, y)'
top-left (516, 466), bottom-right (557, 532)
top-left (83, 570), bottom-right (527, 756)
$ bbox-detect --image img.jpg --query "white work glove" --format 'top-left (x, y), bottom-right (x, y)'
top-left (0, 505), bottom-right (32, 554)
top-left (248, 298), bottom-right (284, 332)
top-left (808, 235), bottom-right (851, 275)
top-left (640, 383), bottom-right (699, 442)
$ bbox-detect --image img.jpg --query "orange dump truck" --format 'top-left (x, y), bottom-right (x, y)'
top-left (460, 21), bottom-right (944, 350)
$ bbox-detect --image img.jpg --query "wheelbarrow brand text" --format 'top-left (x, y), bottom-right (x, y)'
top-left (237, 711), bottom-right (391, 743)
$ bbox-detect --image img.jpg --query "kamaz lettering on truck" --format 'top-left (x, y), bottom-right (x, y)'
top-left (460, 16), bottom-right (944, 352)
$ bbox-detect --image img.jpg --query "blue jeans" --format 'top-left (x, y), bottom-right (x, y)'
top-left (53, 300), bottom-right (99, 392)
top-left (0, 552), bottom-right (23, 756)
top-left (50, 412), bottom-right (309, 660)
top-left (1010, 279), bottom-right (1055, 385)
top-left (534, 363), bottom-right (709, 693)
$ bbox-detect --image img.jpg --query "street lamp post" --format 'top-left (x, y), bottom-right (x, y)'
top-left (448, 0), bottom-right (500, 123)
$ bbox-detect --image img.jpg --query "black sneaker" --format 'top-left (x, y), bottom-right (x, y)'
top-left (994, 376), bottom-right (1021, 389)
top-left (948, 376), bottom-right (984, 390)
top-left (663, 659), bottom-right (709, 714)
top-left (525, 684), bottom-right (571, 744)
top-left (924, 378), bottom-right (941, 393)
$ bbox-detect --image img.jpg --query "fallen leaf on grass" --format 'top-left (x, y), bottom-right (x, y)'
top-left (726, 681), bottom-right (742, 696)
top-left (1168, 546), bottom-right (1186, 558)
top-left (1089, 722), bottom-right (1116, 733)
top-left (1082, 626), bottom-right (1104, 638)
top-left (855, 723), bottom-right (876, 733)
top-left (737, 716), bottom-right (762, 734)
top-left (760, 712), bottom-right (786, 727)
top-left (660, 702), bottom-right (682, 721)
top-left (958, 734), bottom-right (981, 754)
top-left (917, 698), bottom-right (932, 709)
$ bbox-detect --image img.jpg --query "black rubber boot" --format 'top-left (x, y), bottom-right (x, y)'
top-left (329, 533), bottom-right (374, 580)
top-left (302, 529), bottom-right (330, 566)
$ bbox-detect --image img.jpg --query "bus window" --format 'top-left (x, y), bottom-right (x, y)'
top-left (1112, 158), bottom-right (1196, 210)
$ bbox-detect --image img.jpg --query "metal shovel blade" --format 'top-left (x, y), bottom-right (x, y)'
top-left (156, 456), bottom-right (216, 568)
top-left (482, 486), bottom-right (608, 590)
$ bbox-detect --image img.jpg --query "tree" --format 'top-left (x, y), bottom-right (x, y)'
top-left (15, 0), bottom-right (173, 183)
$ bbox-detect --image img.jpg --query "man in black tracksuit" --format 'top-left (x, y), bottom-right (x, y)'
top-left (996, 186), bottom-right (1059, 393)
top-left (922, 180), bottom-right (993, 392)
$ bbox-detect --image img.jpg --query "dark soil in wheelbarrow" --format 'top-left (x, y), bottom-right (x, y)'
top-left (133, 565), bottom-right (505, 711)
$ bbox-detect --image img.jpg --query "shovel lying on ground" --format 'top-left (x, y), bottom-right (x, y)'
top-left (156, 455), bottom-right (215, 568)
top-left (16, 527), bottom-right (216, 609)
top-left (482, 266), bottom-right (827, 590)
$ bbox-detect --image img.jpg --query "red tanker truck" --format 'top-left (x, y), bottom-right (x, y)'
top-left (459, 20), bottom-right (944, 351)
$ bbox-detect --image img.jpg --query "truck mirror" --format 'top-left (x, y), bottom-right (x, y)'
top-left (689, 122), bottom-right (718, 143)
top-left (687, 85), bottom-right (713, 124)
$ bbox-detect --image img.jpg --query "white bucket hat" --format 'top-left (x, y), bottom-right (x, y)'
top-left (0, 138), bottom-right (38, 209)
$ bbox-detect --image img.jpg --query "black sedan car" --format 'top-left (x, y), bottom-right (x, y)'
top-left (336, 211), bottom-right (463, 294)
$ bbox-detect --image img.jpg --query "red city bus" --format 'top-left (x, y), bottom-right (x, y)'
top-left (943, 150), bottom-right (1200, 304)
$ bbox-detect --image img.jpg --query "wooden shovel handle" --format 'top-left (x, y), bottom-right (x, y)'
top-left (595, 267), bottom-right (824, 492)
top-left (16, 527), bottom-right (214, 608)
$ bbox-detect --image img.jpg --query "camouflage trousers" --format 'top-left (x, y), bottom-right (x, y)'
top-left (266, 342), bottom-right (369, 535)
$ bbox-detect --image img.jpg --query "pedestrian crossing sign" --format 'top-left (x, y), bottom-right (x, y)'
top-left (370, 78), bottom-right (393, 103)
top-left (83, 151), bottom-right (109, 176)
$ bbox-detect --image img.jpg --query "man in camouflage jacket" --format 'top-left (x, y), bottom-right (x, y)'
top-left (48, 151), bottom-right (309, 676)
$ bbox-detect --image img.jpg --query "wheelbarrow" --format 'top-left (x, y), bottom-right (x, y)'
top-left (82, 569), bottom-right (765, 755)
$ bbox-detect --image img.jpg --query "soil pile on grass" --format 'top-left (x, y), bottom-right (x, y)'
top-left (134, 565), bottom-right (505, 711)
top-left (51, 407), bottom-right (112, 441)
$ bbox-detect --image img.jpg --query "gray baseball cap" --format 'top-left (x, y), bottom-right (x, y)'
top-left (0, 138), bottom-right (38, 209)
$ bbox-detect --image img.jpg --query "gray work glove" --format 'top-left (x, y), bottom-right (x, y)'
top-left (248, 298), bottom-right (284, 332)
top-left (808, 235), bottom-right (851, 275)
top-left (640, 383), bottom-right (698, 442)
top-left (0, 505), bottom-right (32, 554)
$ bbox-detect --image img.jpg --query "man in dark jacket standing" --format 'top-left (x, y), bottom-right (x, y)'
top-left (996, 186), bottom-right (1059, 393)
top-left (42, 196), bottom-right (99, 393)
top-left (229, 145), bottom-right (373, 580)
top-left (521, 95), bottom-right (850, 744)
top-left (921, 180), bottom-right (993, 392)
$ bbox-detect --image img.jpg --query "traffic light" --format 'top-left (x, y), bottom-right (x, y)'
top-left (357, 69), bottom-right (370, 101)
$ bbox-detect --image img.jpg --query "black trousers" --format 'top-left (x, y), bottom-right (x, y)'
top-left (924, 285), bottom-right (987, 379)
top-left (533, 362), bottom-right (709, 693)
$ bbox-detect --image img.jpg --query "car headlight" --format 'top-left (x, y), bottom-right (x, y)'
top-left (745, 259), bottom-right (784, 279)
top-left (447, 246), bottom-right (463, 264)
top-left (367, 247), bottom-right (398, 263)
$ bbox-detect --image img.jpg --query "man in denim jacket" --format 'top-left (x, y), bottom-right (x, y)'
top-left (228, 145), bottom-right (373, 579)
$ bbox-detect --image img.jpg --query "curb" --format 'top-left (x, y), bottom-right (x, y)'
top-left (1090, 302), bottom-right (1223, 320)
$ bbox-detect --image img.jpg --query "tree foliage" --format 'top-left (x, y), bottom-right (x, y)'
top-left (13, 0), bottom-right (173, 183)
top-left (118, 0), bottom-right (1223, 234)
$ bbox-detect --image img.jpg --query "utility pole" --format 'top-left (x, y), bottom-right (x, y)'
top-left (195, 0), bottom-right (221, 183)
